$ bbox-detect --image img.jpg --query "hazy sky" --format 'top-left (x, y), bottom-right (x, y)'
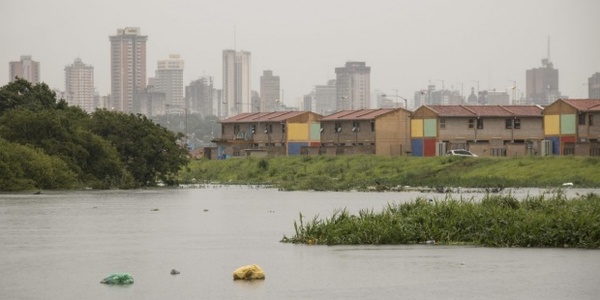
top-left (1, 0), bottom-right (599, 108)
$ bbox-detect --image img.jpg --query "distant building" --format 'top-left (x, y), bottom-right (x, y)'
top-left (134, 85), bottom-right (166, 117)
top-left (9, 55), bottom-right (40, 83)
top-left (466, 87), bottom-right (478, 104)
top-left (186, 77), bottom-right (214, 118)
top-left (413, 89), bottom-right (429, 108)
top-left (478, 90), bottom-right (510, 105)
top-left (526, 57), bottom-right (560, 105)
top-left (251, 90), bottom-right (260, 113)
top-left (335, 62), bottom-right (370, 111)
top-left (222, 49), bottom-right (251, 117)
top-left (109, 27), bottom-right (147, 113)
top-left (260, 70), bottom-right (280, 112)
top-left (315, 80), bottom-right (337, 115)
top-left (155, 54), bottom-right (184, 112)
top-left (589, 72), bottom-right (600, 99)
top-left (65, 58), bottom-right (95, 112)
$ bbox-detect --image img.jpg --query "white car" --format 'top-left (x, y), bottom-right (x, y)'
top-left (446, 149), bottom-right (478, 157)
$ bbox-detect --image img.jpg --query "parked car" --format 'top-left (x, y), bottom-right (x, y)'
top-left (446, 149), bottom-right (478, 157)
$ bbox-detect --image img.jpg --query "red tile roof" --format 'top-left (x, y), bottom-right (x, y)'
top-left (426, 105), bottom-right (543, 117)
top-left (320, 108), bottom-right (399, 121)
top-left (220, 111), bottom-right (316, 123)
top-left (563, 99), bottom-right (600, 112)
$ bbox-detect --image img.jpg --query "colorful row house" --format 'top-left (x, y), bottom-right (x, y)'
top-left (211, 111), bottom-right (322, 159)
top-left (542, 99), bottom-right (600, 155)
top-left (410, 105), bottom-right (545, 157)
top-left (316, 108), bottom-right (412, 156)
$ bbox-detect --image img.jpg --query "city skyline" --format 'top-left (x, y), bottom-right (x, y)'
top-left (1, 0), bottom-right (599, 108)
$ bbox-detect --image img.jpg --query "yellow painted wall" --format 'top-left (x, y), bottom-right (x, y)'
top-left (288, 123), bottom-right (309, 141)
top-left (544, 115), bottom-right (560, 135)
top-left (411, 119), bottom-right (423, 138)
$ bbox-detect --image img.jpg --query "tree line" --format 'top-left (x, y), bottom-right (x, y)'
top-left (0, 78), bottom-right (190, 191)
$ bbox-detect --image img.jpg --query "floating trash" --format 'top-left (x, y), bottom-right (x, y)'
top-left (233, 264), bottom-right (265, 280)
top-left (100, 273), bottom-right (134, 285)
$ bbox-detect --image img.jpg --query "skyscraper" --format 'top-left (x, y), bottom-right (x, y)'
top-left (155, 54), bottom-right (184, 112)
top-left (526, 40), bottom-right (560, 105)
top-left (65, 58), bottom-right (95, 112)
top-left (589, 72), bottom-right (600, 99)
top-left (186, 77), bottom-right (214, 118)
top-left (335, 61), bottom-right (370, 111)
top-left (109, 27), bottom-right (147, 113)
top-left (222, 49), bottom-right (251, 117)
top-left (260, 70), bottom-right (280, 112)
top-left (315, 79), bottom-right (337, 115)
top-left (9, 55), bottom-right (40, 83)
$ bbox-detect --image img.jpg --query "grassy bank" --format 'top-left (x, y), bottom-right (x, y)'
top-left (280, 193), bottom-right (600, 249)
top-left (179, 155), bottom-right (600, 190)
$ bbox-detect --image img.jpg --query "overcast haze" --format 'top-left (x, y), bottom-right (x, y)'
top-left (1, 0), bottom-right (599, 108)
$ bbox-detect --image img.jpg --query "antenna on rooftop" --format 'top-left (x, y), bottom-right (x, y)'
top-left (547, 36), bottom-right (551, 62)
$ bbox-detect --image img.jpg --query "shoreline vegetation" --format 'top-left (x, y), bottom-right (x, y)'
top-left (280, 192), bottom-right (600, 249)
top-left (181, 155), bottom-right (600, 249)
top-left (180, 155), bottom-right (600, 191)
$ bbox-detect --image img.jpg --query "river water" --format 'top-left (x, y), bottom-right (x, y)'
top-left (1, 186), bottom-right (599, 299)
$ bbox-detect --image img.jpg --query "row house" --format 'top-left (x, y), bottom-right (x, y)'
top-left (411, 105), bottom-right (544, 157)
top-left (543, 99), bottom-right (600, 155)
top-left (211, 111), bottom-right (322, 158)
top-left (317, 108), bottom-right (411, 156)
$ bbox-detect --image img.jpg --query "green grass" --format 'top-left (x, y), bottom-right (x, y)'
top-left (280, 192), bottom-right (600, 249)
top-left (179, 155), bottom-right (600, 190)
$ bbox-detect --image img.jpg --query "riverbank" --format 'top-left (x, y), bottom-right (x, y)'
top-left (280, 192), bottom-right (600, 249)
top-left (180, 155), bottom-right (600, 191)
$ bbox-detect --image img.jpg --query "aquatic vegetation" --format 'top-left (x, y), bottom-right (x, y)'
top-left (280, 193), bottom-right (600, 249)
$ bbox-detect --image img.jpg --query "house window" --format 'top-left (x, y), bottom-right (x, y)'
top-left (514, 119), bottom-right (521, 129)
top-left (589, 115), bottom-right (594, 126)
top-left (468, 119), bottom-right (474, 129)
top-left (250, 125), bottom-right (256, 134)
top-left (476, 118), bottom-right (484, 129)
top-left (352, 121), bottom-right (360, 132)
top-left (265, 124), bottom-right (272, 134)
top-left (370, 121), bottom-right (375, 132)
top-left (335, 122), bottom-right (342, 133)
top-left (281, 124), bottom-right (286, 133)
top-left (579, 113), bottom-right (586, 125)
top-left (440, 118), bottom-right (446, 129)
top-left (505, 118), bottom-right (512, 129)
top-left (234, 125), bottom-right (240, 134)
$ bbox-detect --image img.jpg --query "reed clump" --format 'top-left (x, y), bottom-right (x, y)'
top-left (280, 192), bottom-right (600, 249)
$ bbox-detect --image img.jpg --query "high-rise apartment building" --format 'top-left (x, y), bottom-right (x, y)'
top-left (109, 27), bottom-right (147, 113)
top-left (589, 72), bottom-right (600, 99)
top-left (65, 58), bottom-right (95, 112)
top-left (186, 77), bottom-right (214, 118)
top-left (526, 58), bottom-right (560, 105)
top-left (155, 54), bottom-right (184, 112)
top-left (9, 55), bottom-right (40, 83)
top-left (335, 62), bottom-right (370, 111)
top-left (260, 70), bottom-right (280, 112)
top-left (222, 49), bottom-right (251, 117)
top-left (315, 80), bottom-right (337, 115)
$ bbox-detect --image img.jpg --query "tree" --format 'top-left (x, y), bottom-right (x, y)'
top-left (0, 78), bottom-right (67, 115)
top-left (0, 138), bottom-right (77, 191)
top-left (0, 107), bottom-right (134, 189)
top-left (89, 109), bottom-right (190, 187)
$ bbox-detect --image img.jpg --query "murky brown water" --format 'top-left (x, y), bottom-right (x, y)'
top-left (1, 187), bottom-right (598, 299)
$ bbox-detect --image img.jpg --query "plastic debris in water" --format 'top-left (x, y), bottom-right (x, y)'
top-left (100, 273), bottom-right (134, 285)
